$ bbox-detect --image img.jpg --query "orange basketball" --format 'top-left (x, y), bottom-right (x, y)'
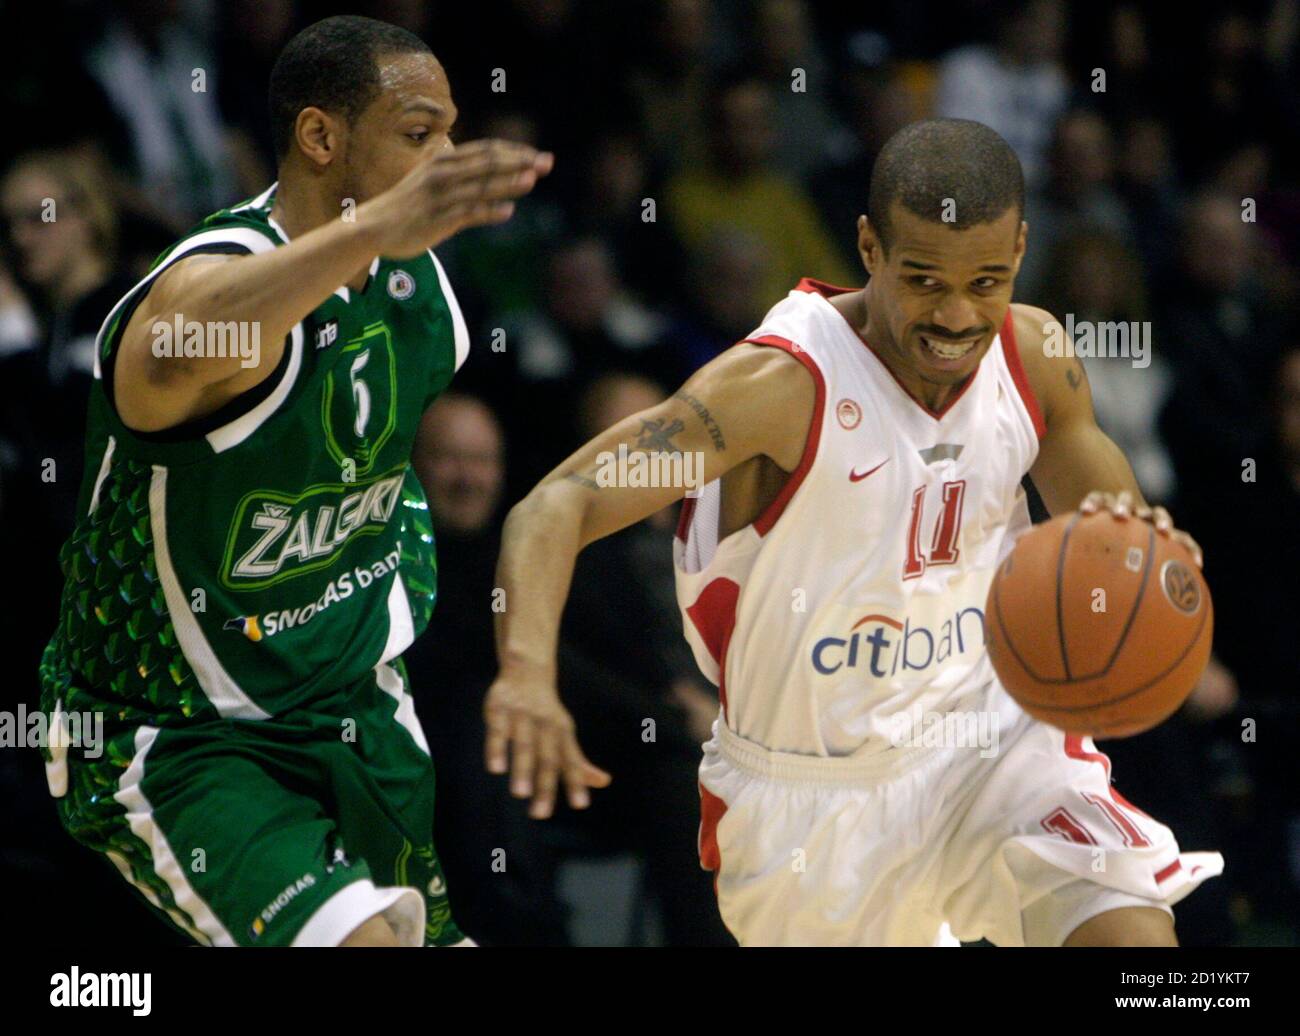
top-left (985, 511), bottom-right (1213, 738)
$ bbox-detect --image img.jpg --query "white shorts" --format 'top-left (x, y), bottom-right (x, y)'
top-left (697, 705), bottom-right (1224, 947)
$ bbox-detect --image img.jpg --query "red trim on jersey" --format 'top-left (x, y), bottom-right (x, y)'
top-left (794, 277), bottom-right (980, 422)
top-left (742, 334), bottom-right (827, 536)
top-left (1064, 733), bottom-right (1112, 779)
top-left (675, 495), bottom-right (697, 543)
top-left (1155, 859), bottom-right (1183, 884)
top-left (698, 782), bottom-right (728, 877)
top-left (1083, 790), bottom-right (1153, 849)
top-left (796, 276), bottom-right (857, 296)
top-left (685, 577), bottom-right (741, 717)
top-left (1065, 733), bottom-right (1158, 836)
top-left (1110, 788), bottom-right (1155, 822)
top-left (999, 308), bottom-right (1047, 440)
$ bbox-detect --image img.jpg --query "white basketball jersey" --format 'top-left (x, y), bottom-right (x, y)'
top-left (674, 279), bottom-right (1046, 757)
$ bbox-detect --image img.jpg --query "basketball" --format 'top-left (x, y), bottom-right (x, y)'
top-left (986, 511), bottom-right (1214, 739)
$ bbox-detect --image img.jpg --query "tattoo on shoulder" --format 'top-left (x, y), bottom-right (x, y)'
top-left (672, 390), bottom-right (726, 451)
top-left (1065, 363), bottom-right (1083, 391)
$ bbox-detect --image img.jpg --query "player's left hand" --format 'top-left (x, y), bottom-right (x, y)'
top-left (1078, 489), bottom-right (1203, 569)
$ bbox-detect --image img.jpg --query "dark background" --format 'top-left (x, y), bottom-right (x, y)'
top-left (0, 0), bottom-right (1296, 946)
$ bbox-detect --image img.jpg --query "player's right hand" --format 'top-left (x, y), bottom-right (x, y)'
top-left (483, 672), bottom-right (612, 820)
top-left (361, 139), bottom-right (553, 258)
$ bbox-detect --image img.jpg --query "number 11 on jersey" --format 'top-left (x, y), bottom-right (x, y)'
top-left (903, 480), bottom-right (966, 579)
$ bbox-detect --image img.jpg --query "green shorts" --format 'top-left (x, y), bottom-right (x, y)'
top-left (50, 658), bottom-right (463, 946)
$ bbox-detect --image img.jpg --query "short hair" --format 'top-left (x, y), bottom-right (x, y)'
top-left (268, 15), bottom-right (432, 160)
top-left (867, 118), bottom-right (1025, 253)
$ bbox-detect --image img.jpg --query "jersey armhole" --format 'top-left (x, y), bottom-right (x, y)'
top-left (100, 241), bottom-right (294, 444)
top-left (1000, 308), bottom-right (1048, 440)
top-left (743, 334), bottom-right (827, 537)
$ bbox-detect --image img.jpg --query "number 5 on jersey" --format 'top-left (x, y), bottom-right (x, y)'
top-left (903, 480), bottom-right (966, 579)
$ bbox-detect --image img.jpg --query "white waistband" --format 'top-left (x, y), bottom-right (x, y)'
top-left (714, 719), bottom-right (947, 787)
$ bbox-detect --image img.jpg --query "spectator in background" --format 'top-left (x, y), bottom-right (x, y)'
top-left (626, 0), bottom-right (719, 172)
top-left (1038, 230), bottom-right (1173, 502)
top-left (934, 0), bottom-right (1069, 189)
top-left (666, 74), bottom-right (853, 305)
top-left (1115, 114), bottom-right (1183, 293)
top-left (214, 0), bottom-right (294, 188)
top-left (481, 238), bottom-right (678, 490)
top-left (666, 227), bottom-right (774, 371)
top-left (1207, 140), bottom-right (1300, 311)
top-left (1169, 8), bottom-right (1293, 185)
top-left (0, 148), bottom-right (177, 947)
top-left (812, 42), bottom-right (919, 272)
top-left (554, 372), bottom-right (733, 945)
top-left (748, 0), bottom-right (842, 179)
top-left (0, 152), bottom-right (139, 640)
top-left (437, 111), bottom-right (566, 325)
top-left (1159, 191), bottom-right (1283, 559)
top-left (86, 0), bottom-right (240, 223)
top-left (1018, 108), bottom-right (1134, 298)
top-left (568, 133), bottom-right (678, 307)
top-left (1198, 345), bottom-right (1300, 704)
top-left (406, 393), bottom-right (569, 945)
top-left (1081, 5), bottom-right (1164, 127)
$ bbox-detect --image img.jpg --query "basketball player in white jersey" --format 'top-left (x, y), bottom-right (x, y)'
top-left (484, 119), bottom-right (1223, 946)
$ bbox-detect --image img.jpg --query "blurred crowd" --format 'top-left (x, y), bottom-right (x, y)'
top-left (1, 0), bottom-right (1297, 945)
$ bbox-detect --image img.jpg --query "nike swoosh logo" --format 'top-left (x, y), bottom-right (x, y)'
top-left (849, 459), bottom-right (889, 482)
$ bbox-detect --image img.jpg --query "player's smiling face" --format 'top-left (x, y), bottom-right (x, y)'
top-left (340, 50), bottom-right (458, 205)
top-left (863, 203), bottom-right (1026, 392)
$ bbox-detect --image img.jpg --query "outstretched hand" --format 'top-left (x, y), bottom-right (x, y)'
top-left (484, 672), bottom-right (612, 820)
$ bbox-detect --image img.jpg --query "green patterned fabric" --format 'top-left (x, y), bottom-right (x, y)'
top-left (39, 183), bottom-right (466, 728)
top-left (37, 183), bottom-right (470, 947)
top-left (56, 662), bottom-right (464, 946)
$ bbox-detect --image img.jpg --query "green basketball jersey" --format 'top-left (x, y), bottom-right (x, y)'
top-left (40, 183), bottom-right (469, 727)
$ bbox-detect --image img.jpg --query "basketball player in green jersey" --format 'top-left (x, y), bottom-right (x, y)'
top-left (36, 15), bottom-right (552, 946)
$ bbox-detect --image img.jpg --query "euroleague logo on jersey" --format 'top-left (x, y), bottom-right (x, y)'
top-left (835, 398), bottom-right (862, 430)
top-left (810, 606), bottom-right (986, 678)
top-left (387, 269), bottom-right (416, 300)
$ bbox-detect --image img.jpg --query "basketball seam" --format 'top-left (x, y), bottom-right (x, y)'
top-left (1004, 592), bottom-right (1211, 712)
top-left (1034, 520), bottom-right (1159, 685)
top-left (1055, 513), bottom-right (1080, 680)
top-left (993, 570), bottom-right (1049, 683)
top-left (1093, 523), bottom-right (1156, 679)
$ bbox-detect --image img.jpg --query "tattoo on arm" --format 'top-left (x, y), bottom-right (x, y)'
top-left (564, 471), bottom-right (600, 491)
top-left (1065, 363), bottom-right (1082, 391)
top-left (635, 416), bottom-right (686, 453)
top-left (672, 390), bottom-right (726, 451)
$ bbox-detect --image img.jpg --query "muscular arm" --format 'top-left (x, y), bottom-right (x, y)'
top-left (488, 342), bottom-right (814, 814)
top-left (1014, 303), bottom-right (1201, 563)
top-left (1014, 304), bottom-right (1147, 515)
top-left (114, 140), bottom-right (550, 432)
top-left (114, 223), bottom-right (388, 432)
